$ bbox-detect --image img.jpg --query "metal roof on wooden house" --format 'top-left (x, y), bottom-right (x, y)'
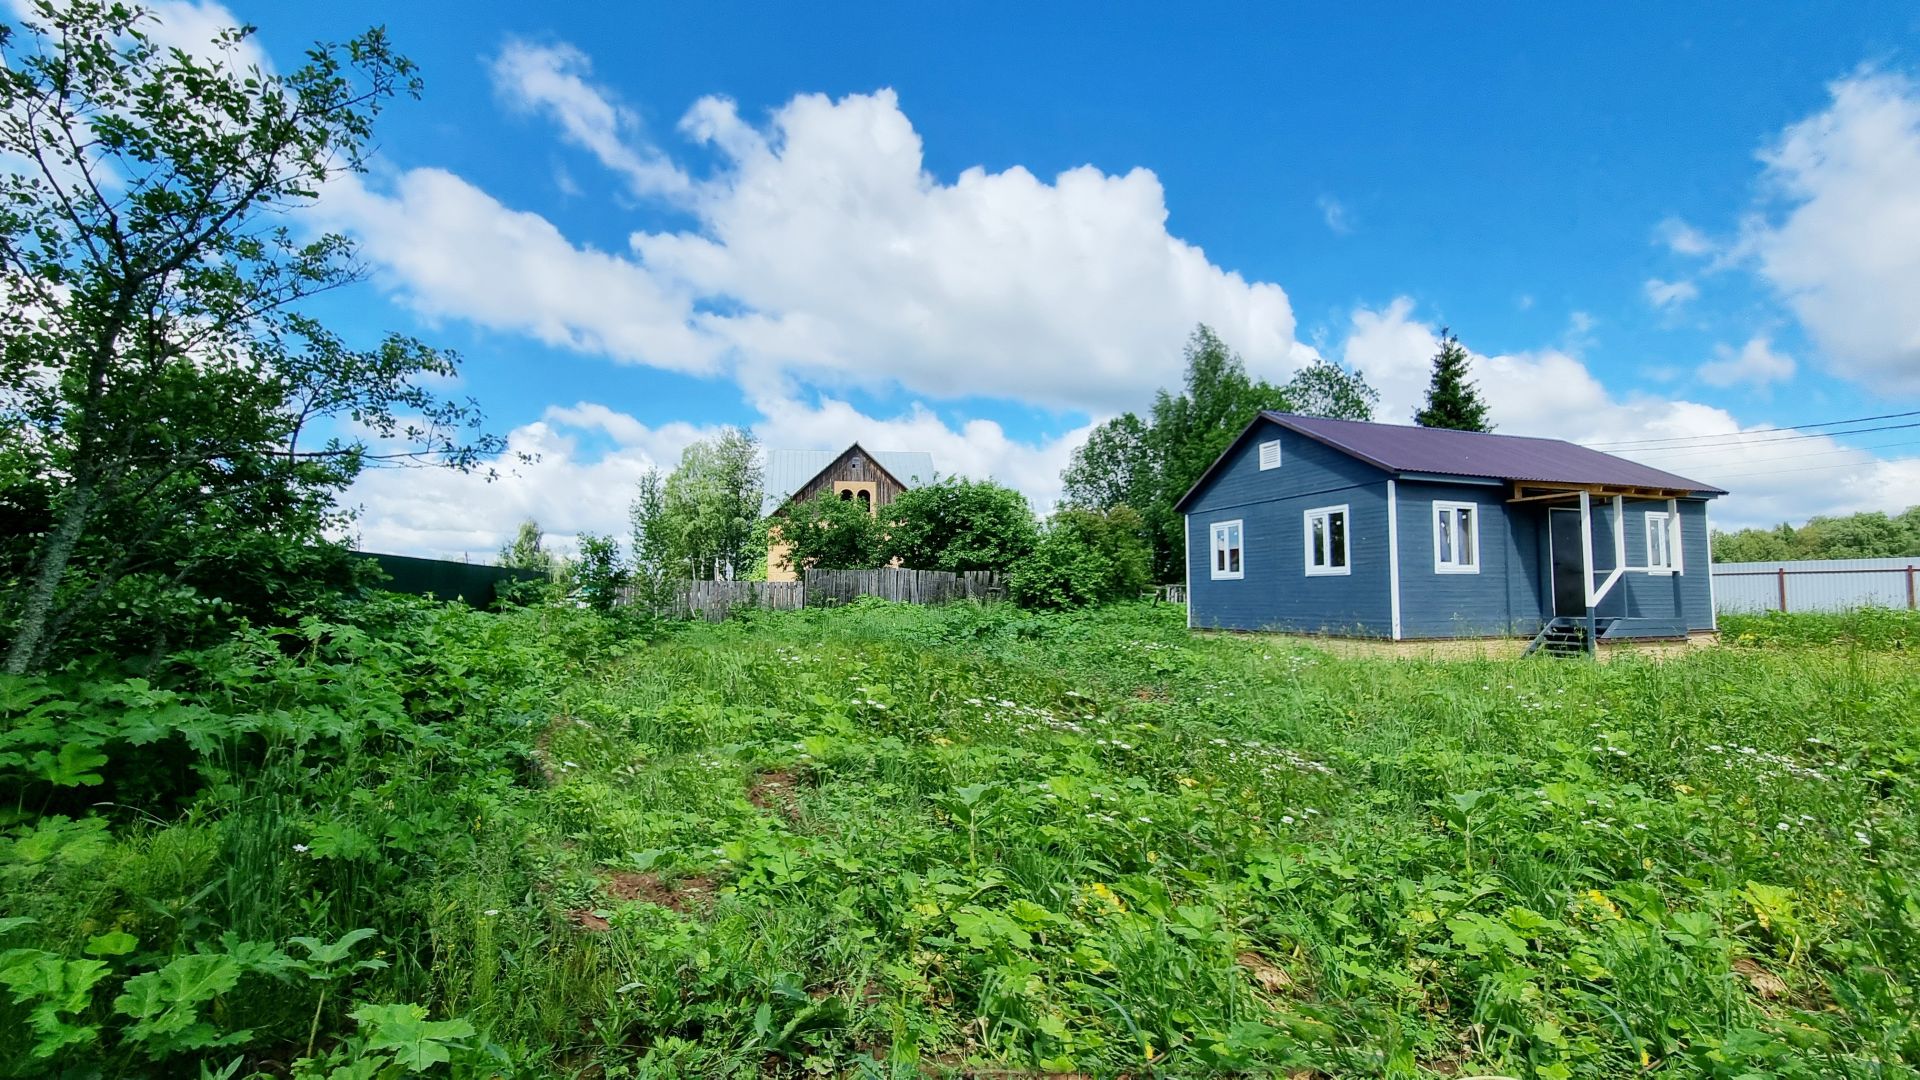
top-left (1175, 411), bottom-right (1724, 512)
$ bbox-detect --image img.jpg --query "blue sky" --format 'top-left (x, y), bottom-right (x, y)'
top-left (206, 1), bottom-right (1920, 556)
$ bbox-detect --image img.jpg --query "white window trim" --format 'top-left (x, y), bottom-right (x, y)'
top-left (1646, 510), bottom-right (1676, 574)
top-left (1303, 504), bottom-right (1352, 577)
top-left (1258, 440), bottom-right (1282, 471)
top-left (1432, 500), bottom-right (1481, 575)
top-left (1210, 518), bottom-right (1245, 581)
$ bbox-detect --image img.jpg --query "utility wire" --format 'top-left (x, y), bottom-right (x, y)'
top-left (1609, 420), bottom-right (1920, 459)
top-left (1712, 456), bottom-right (1919, 482)
top-left (1657, 437), bottom-right (1920, 472)
top-left (1583, 408), bottom-right (1920, 450)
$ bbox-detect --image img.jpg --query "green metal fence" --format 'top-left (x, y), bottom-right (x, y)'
top-left (351, 551), bottom-right (547, 607)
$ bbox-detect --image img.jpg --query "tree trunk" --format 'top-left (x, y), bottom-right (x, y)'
top-left (4, 481), bottom-right (98, 676)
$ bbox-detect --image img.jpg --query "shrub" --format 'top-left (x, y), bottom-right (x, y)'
top-left (770, 491), bottom-right (886, 571)
top-left (567, 533), bottom-right (629, 612)
top-left (1009, 506), bottom-right (1152, 609)
top-left (881, 477), bottom-right (1038, 572)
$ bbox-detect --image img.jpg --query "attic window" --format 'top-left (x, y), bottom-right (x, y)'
top-left (1258, 440), bottom-right (1282, 471)
top-left (850, 456), bottom-right (864, 474)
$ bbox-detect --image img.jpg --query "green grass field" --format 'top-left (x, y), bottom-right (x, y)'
top-left (3, 600), bottom-right (1917, 1077)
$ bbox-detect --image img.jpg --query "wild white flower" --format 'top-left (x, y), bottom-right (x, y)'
top-left (1776, 822), bottom-right (1791, 831)
top-left (1280, 815), bottom-right (1295, 825)
top-left (483, 909), bottom-right (501, 917)
top-left (292, 843), bottom-right (310, 854)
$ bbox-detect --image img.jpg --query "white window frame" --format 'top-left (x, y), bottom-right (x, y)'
top-left (1209, 519), bottom-right (1245, 580)
top-left (1303, 504), bottom-right (1351, 576)
top-left (1646, 510), bottom-right (1677, 574)
top-left (1258, 440), bottom-right (1283, 471)
top-left (1432, 500), bottom-right (1481, 574)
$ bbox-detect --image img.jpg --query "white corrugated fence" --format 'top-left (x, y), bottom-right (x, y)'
top-left (1712, 557), bottom-right (1919, 613)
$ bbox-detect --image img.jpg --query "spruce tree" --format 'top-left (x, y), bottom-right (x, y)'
top-left (1413, 328), bottom-right (1493, 432)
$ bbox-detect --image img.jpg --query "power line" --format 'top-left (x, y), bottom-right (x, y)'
top-left (1583, 408), bottom-right (1920, 450)
top-left (1616, 420), bottom-right (1920, 459)
top-left (1664, 436), bottom-right (1920, 472)
top-left (1712, 452), bottom-right (1920, 483)
top-left (1714, 461), bottom-right (1887, 482)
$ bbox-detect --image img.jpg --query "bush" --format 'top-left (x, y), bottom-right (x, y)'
top-left (881, 477), bottom-right (1037, 572)
top-left (566, 533), bottom-right (629, 612)
top-left (1009, 506), bottom-right (1152, 609)
top-left (771, 491), bottom-right (886, 571)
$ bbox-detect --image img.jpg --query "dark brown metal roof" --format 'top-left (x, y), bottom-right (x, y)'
top-left (1174, 412), bottom-right (1726, 511)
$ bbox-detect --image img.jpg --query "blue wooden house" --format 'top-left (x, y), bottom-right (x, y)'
top-left (1177, 412), bottom-right (1726, 649)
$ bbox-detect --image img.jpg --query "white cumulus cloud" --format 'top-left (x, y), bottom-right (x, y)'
top-left (332, 76), bottom-right (1317, 414)
top-left (1741, 69), bottom-right (1920, 393)
top-left (1698, 336), bottom-right (1795, 389)
top-left (489, 40), bottom-right (690, 199)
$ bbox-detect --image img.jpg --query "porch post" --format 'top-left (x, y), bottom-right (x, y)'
top-left (1613, 495), bottom-right (1626, 575)
top-left (1578, 491), bottom-right (1595, 607)
top-left (1580, 490), bottom-right (1598, 656)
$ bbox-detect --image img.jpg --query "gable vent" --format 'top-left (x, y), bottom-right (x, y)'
top-left (1258, 440), bottom-right (1282, 471)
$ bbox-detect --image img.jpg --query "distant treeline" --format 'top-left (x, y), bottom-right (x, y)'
top-left (1711, 506), bottom-right (1920, 562)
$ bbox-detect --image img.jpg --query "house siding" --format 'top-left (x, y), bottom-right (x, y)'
top-left (1394, 480), bottom-right (1548, 638)
top-left (1585, 498), bottom-right (1714, 630)
top-left (1185, 419), bottom-right (1392, 635)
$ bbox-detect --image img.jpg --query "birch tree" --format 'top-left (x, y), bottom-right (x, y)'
top-left (0, 3), bottom-right (501, 673)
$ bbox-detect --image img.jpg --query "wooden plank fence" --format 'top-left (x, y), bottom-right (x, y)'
top-left (667, 580), bottom-right (804, 622)
top-left (803, 568), bottom-right (1003, 608)
top-left (628, 568), bottom-right (1005, 621)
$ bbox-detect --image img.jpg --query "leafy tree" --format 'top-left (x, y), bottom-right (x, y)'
top-left (1711, 506), bottom-right (1920, 562)
top-left (1137, 327), bottom-right (1293, 580)
top-left (499, 519), bottom-right (555, 576)
top-left (1061, 413), bottom-right (1154, 514)
top-left (1148, 327), bottom-right (1287, 516)
top-left (773, 491), bottom-right (886, 571)
top-left (1054, 324), bottom-right (1387, 586)
top-left (1412, 328), bottom-right (1493, 432)
top-left (1709, 525), bottom-right (1796, 563)
top-left (0, 2), bottom-right (500, 674)
top-left (1009, 507), bottom-right (1153, 609)
top-left (567, 533), bottom-right (628, 612)
top-left (882, 478), bottom-right (1037, 572)
top-left (625, 468), bottom-right (681, 604)
top-left (1285, 356), bottom-right (1380, 421)
top-left (632, 428), bottom-right (765, 581)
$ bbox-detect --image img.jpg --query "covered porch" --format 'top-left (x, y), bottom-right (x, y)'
top-left (1506, 481), bottom-right (1698, 655)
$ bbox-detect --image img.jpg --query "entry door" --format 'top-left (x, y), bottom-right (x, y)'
top-left (1548, 508), bottom-right (1588, 616)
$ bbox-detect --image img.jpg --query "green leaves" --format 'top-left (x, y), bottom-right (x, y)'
top-left (114, 952), bottom-right (247, 1055)
top-left (30, 741), bottom-right (109, 787)
top-left (84, 931), bottom-right (138, 957)
top-left (0, 948), bottom-right (110, 1057)
top-left (349, 1002), bottom-right (476, 1071)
